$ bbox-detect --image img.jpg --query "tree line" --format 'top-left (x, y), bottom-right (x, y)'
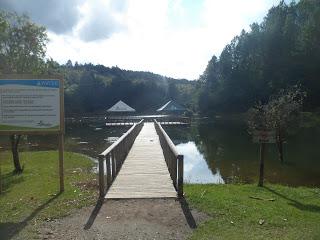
top-left (52, 62), bottom-right (196, 115)
top-left (198, 0), bottom-right (320, 115)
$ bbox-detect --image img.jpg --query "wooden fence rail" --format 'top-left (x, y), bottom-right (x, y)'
top-left (98, 119), bottom-right (144, 197)
top-left (154, 119), bottom-right (184, 198)
top-left (155, 116), bottom-right (190, 124)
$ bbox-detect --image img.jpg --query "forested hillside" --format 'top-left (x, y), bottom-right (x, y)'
top-left (198, 0), bottom-right (320, 114)
top-left (47, 61), bottom-right (196, 115)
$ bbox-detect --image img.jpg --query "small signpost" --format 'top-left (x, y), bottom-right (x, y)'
top-left (253, 130), bottom-right (276, 144)
top-left (252, 130), bottom-right (276, 186)
top-left (0, 75), bottom-right (65, 192)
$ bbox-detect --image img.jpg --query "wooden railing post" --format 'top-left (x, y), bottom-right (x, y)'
top-left (177, 155), bottom-right (184, 198)
top-left (115, 146), bottom-right (121, 173)
top-left (98, 155), bottom-right (105, 198)
top-left (106, 153), bottom-right (111, 189)
top-left (172, 154), bottom-right (177, 189)
top-left (111, 150), bottom-right (116, 180)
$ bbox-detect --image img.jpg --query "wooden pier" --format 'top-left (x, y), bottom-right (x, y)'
top-left (98, 120), bottom-right (184, 199)
top-left (65, 115), bottom-right (190, 127)
top-left (105, 115), bottom-right (190, 127)
top-left (105, 121), bottom-right (188, 127)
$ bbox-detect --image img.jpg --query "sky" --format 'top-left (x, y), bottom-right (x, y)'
top-left (0, 0), bottom-right (283, 79)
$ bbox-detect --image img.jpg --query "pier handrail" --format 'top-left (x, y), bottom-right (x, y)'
top-left (154, 119), bottom-right (184, 198)
top-left (98, 119), bottom-right (144, 197)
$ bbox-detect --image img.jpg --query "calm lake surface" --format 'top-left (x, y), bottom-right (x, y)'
top-left (164, 119), bottom-right (320, 186)
top-left (1, 119), bottom-right (319, 186)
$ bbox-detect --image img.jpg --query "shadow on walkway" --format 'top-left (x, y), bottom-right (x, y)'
top-left (0, 192), bottom-right (61, 240)
top-left (179, 197), bottom-right (197, 229)
top-left (264, 186), bottom-right (320, 213)
top-left (83, 197), bottom-right (198, 230)
top-left (83, 198), bottom-right (104, 230)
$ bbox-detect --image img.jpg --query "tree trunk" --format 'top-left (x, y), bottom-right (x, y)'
top-left (258, 143), bottom-right (266, 187)
top-left (10, 135), bottom-right (23, 174)
top-left (276, 129), bottom-right (284, 164)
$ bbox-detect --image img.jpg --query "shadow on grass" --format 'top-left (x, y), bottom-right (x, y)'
top-left (179, 197), bottom-right (197, 229)
top-left (83, 198), bottom-right (104, 230)
top-left (264, 186), bottom-right (320, 213)
top-left (0, 172), bottom-right (25, 195)
top-left (0, 192), bottom-right (61, 240)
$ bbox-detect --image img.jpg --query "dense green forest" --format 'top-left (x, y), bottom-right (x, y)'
top-left (198, 0), bottom-right (320, 114)
top-left (48, 62), bottom-right (196, 115)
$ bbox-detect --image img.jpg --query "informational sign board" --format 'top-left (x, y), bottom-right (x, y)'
top-left (253, 130), bottom-right (276, 143)
top-left (0, 76), bottom-right (65, 192)
top-left (0, 77), bottom-right (63, 134)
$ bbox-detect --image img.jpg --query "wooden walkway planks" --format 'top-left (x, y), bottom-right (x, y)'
top-left (105, 122), bottom-right (177, 199)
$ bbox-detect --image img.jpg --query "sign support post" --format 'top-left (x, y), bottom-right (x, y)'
top-left (0, 160), bottom-right (2, 194)
top-left (253, 130), bottom-right (275, 187)
top-left (58, 133), bottom-right (64, 192)
top-left (258, 143), bottom-right (265, 187)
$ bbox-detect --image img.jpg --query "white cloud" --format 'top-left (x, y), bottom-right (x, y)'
top-left (77, 0), bottom-right (126, 42)
top-left (46, 0), bottom-right (282, 79)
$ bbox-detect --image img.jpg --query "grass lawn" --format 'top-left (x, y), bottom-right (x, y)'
top-left (186, 184), bottom-right (320, 240)
top-left (0, 151), bottom-right (98, 239)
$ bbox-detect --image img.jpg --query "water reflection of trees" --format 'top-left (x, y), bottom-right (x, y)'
top-left (195, 119), bottom-right (320, 186)
top-left (196, 121), bottom-right (258, 183)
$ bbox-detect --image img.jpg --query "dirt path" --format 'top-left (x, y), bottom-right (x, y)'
top-left (38, 199), bottom-right (207, 240)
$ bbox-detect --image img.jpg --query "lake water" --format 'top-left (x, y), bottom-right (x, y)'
top-left (1, 119), bottom-right (319, 186)
top-left (164, 119), bottom-right (320, 186)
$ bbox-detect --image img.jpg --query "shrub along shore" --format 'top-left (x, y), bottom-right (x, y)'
top-left (0, 151), bottom-right (319, 239)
